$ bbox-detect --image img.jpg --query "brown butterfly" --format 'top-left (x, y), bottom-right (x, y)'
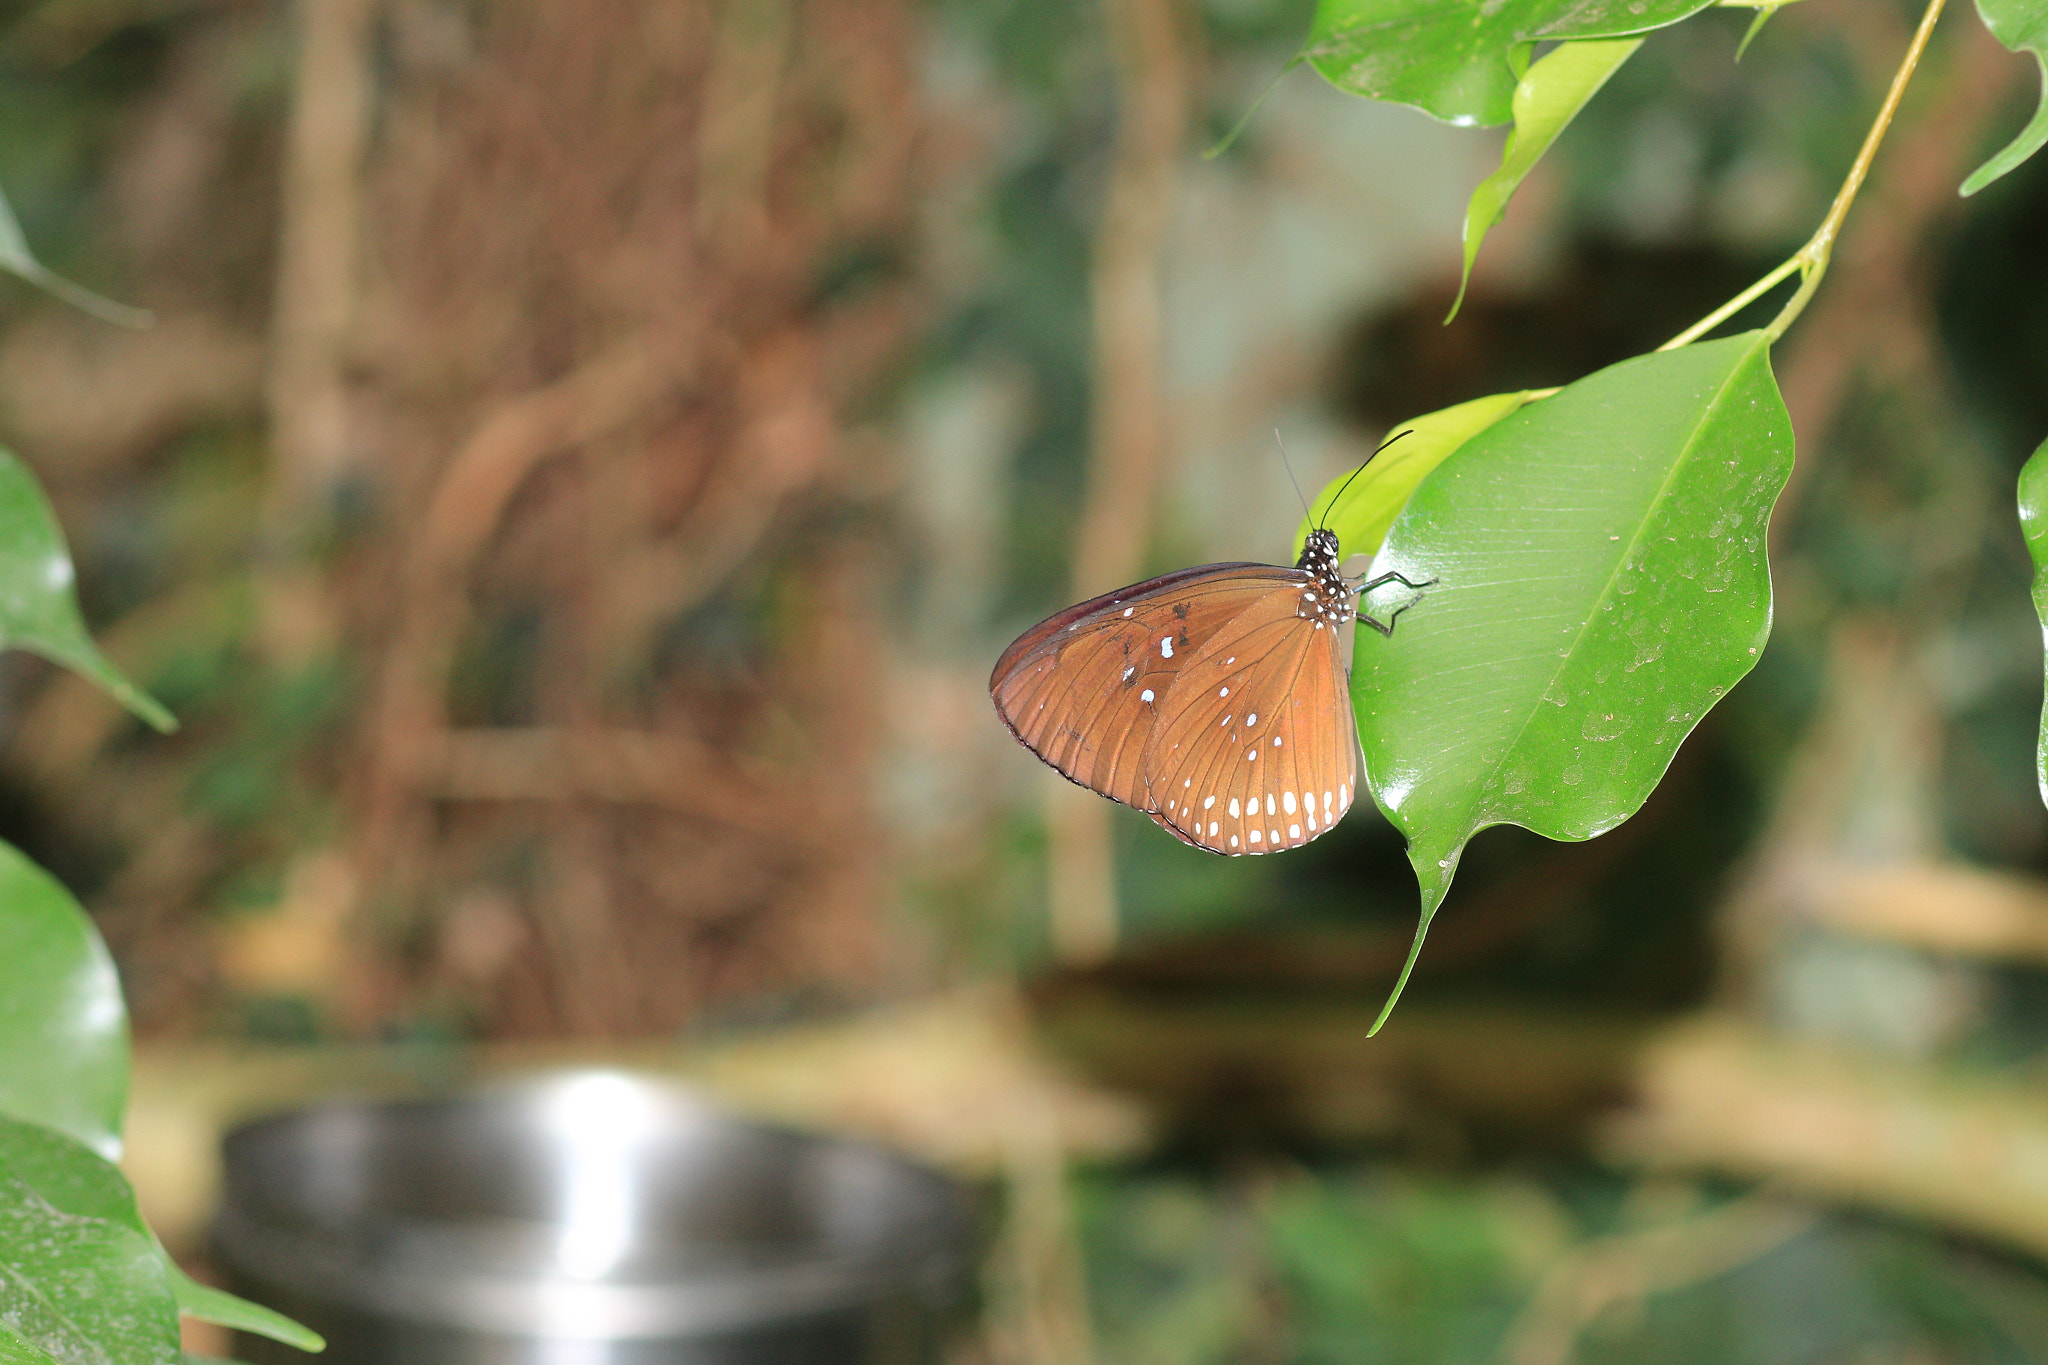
top-left (990, 466), bottom-right (1429, 856)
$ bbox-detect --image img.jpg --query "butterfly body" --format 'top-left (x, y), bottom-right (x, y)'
top-left (991, 528), bottom-right (1422, 856)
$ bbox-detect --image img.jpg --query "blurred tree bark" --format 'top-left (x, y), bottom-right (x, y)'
top-left (266, 0), bottom-right (373, 544)
top-left (1048, 0), bottom-right (1190, 964)
top-left (324, 0), bottom-right (931, 1036)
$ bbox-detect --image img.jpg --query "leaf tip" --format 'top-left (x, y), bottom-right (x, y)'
top-left (1443, 278), bottom-right (1470, 326)
top-left (1369, 902), bottom-right (1436, 1035)
top-left (1368, 843), bottom-right (1462, 1034)
top-left (131, 696), bottom-right (178, 735)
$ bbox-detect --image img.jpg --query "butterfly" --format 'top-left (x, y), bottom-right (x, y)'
top-left (989, 454), bottom-right (1430, 856)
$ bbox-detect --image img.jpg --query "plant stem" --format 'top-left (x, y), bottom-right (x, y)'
top-left (1657, 255), bottom-right (1801, 351)
top-left (1659, 0), bottom-right (1948, 352)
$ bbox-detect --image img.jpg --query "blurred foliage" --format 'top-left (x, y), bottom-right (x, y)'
top-left (1076, 1160), bottom-right (2048, 1363)
top-left (0, 0), bottom-right (2032, 1066)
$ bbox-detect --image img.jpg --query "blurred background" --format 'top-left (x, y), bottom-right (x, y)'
top-left (5, 0), bottom-right (2048, 1358)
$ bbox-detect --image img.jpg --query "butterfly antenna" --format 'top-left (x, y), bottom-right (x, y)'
top-left (1370, 427), bottom-right (1414, 462)
top-left (1274, 429), bottom-right (1313, 521)
top-left (1314, 429), bottom-right (1413, 531)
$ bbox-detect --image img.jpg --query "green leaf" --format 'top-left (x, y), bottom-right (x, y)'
top-left (0, 1164), bottom-right (180, 1365)
top-left (166, 1270), bottom-right (324, 1353)
top-left (0, 842), bottom-right (127, 1159)
top-left (1296, 392), bottom-right (1531, 562)
top-left (2019, 433), bottom-right (2048, 809)
top-left (1355, 332), bottom-right (1793, 1029)
top-left (1448, 37), bottom-right (1641, 322)
top-left (0, 1323), bottom-right (62, 1365)
top-left (0, 1119), bottom-right (324, 1354)
top-left (1300, 0), bottom-right (1714, 127)
top-left (0, 188), bottom-right (151, 330)
top-left (0, 450), bottom-right (174, 731)
top-left (0, 1119), bottom-right (139, 1227)
top-left (1961, 0), bottom-right (2048, 195)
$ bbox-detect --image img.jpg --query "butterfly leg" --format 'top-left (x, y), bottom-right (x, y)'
top-left (1355, 571), bottom-right (1434, 638)
top-left (1354, 570), bottom-right (1436, 592)
top-left (1357, 600), bottom-right (1417, 638)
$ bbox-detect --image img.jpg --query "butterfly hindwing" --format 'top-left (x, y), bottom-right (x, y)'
top-left (1142, 582), bottom-right (1358, 855)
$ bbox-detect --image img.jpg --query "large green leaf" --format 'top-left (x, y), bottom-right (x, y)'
top-left (1961, 0), bottom-right (2048, 195)
top-left (1296, 392), bottom-right (1531, 562)
top-left (1354, 332), bottom-right (1793, 1028)
top-left (1300, 0), bottom-right (1714, 127)
top-left (1449, 37), bottom-right (1641, 320)
top-left (0, 450), bottom-right (173, 731)
top-left (2019, 433), bottom-right (2048, 808)
top-left (0, 1118), bottom-right (324, 1354)
top-left (0, 1164), bottom-right (179, 1365)
top-left (0, 842), bottom-right (127, 1159)
top-left (0, 189), bottom-right (151, 330)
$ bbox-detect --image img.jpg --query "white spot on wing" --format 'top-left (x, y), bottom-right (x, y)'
top-left (1203, 795), bottom-right (1215, 810)
top-left (1249, 829), bottom-right (1262, 843)
top-left (1228, 798), bottom-right (1240, 818)
top-left (1289, 823), bottom-right (1301, 840)
top-left (1140, 689), bottom-right (1154, 703)
top-left (1283, 792), bottom-right (1297, 814)
top-left (1160, 636), bottom-right (1174, 658)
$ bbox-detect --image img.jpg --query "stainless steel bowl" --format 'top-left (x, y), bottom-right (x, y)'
top-left (215, 1071), bottom-right (975, 1364)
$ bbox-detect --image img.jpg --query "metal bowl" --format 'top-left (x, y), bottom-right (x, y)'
top-left (214, 1071), bottom-right (975, 1364)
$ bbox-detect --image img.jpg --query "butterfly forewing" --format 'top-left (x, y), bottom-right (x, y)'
top-left (1141, 586), bottom-right (1357, 854)
top-left (990, 565), bottom-right (1299, 810)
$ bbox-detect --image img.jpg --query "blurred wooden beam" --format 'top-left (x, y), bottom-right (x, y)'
top-left (1793, 860), bottom-right (2048, 965)
top-left (123, 986), bottom-right (1151, 1253)
top-left (1611, 1013), bottom-right (2048, 1262)
top-left (1033, 983), bottom-right (1651, 1146)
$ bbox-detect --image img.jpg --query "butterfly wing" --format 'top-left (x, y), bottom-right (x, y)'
top-left (990, 564), bottom-right (1298, 810)
top-left (1140, 587), bottom-right (1359, 855)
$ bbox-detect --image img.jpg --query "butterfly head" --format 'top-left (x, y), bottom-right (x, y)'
top-left (1294, 528), bottom-right (1354, 628)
